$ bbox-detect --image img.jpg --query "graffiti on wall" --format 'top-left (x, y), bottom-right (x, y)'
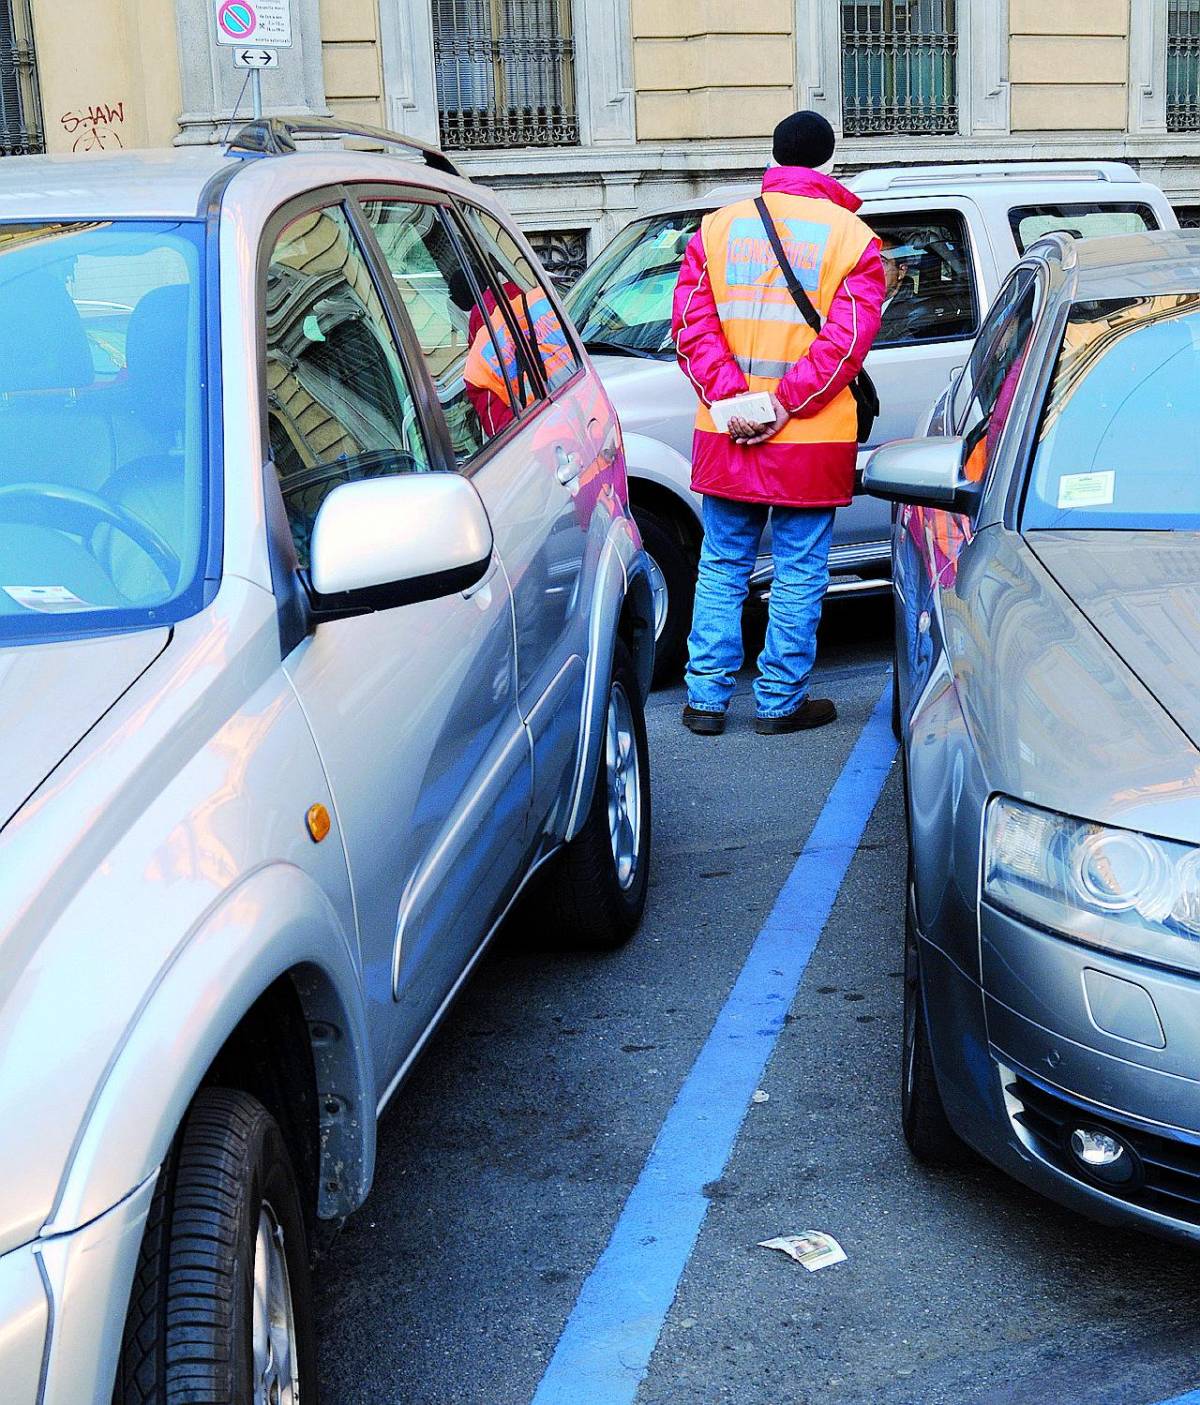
top-left (60, 103), bottom-right (126, 152)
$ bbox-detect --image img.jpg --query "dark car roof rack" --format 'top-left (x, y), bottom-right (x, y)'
top-left (226, 116), bottom-right (462, 179)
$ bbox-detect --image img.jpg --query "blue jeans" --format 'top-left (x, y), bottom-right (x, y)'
top-left (685, 496), bottom-right (834, 718)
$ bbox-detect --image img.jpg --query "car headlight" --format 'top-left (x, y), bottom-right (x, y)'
top-left (984, 795), bottom-right (1200, 974)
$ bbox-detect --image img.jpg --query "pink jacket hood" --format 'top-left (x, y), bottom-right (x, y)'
top-left (761, 164), bottom-right (863, 214)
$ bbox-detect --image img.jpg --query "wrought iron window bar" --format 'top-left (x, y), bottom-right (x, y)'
top-left (841, 0), bottom-right (958, 137)
top-left (434, 0), bottom-right (578, 151)
top-left (0, 0), bottom-right (42, 156)
top-left (1169, 0), bottom-right (1200, 132)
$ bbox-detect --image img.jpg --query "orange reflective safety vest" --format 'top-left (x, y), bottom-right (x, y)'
top-left (465, 287), bottom-right (573, 406)
top-left (697, 193), bottom-right (876, 448)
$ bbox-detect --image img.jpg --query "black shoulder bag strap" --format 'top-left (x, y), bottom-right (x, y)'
top-left (753, 194), bottom-right (879, 445)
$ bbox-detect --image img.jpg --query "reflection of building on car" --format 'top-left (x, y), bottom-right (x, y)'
top-left (564, 162), bottom-right (1178, 687)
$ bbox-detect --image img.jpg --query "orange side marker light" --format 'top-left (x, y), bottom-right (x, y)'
top-left (306, 803), bottom-right (331, 843)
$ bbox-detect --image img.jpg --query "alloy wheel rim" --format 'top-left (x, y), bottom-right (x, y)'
top-left (252, 1201), bottom-right (301, 1405)
top-left (606, 680), bottom-right (642, 891)
top-left (645, 553), bottom-right (669, 642)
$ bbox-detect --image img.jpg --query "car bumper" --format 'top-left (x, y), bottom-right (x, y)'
top-left (0, 1173), bottom-right (156, 1404)
top-left (921, 910), bottom-right (1200, 1245)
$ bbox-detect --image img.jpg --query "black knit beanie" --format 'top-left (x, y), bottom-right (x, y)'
top-left (772, 110), bottom-right (836, 169)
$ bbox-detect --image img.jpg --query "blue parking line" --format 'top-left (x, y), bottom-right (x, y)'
top-left (531, 682), bottom-right (898, 1405)
top-left (1153, 1392), bottom-right (1200, 1403)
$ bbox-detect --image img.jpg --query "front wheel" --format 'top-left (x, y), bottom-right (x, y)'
top-left (113, 1087), bottom-right (317, 1405)
top-left (542, 639), bottom-right (651, 948)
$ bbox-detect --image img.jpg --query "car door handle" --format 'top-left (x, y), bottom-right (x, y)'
top-left (555, 445), bottom-right (581, 485)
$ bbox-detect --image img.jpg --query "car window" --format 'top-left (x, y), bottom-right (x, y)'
top-left (953, 268), bottom-right (1039, 486)
top-left (1009, 203), bottom-right (1158, 255)
top-left (264, 204), bottom-right (431, 568)
top-left (868, 211), bottom-right (979, 348)
top-left (564, 212), bottom-right (704, 359)
top-left (0, 219), bottom-right (212, 645)
top-left (1025, 291), bottom-right (1200, 529)
top-left (360, 197), bottom-right (538, 462)
top-left (460, 204), bottom-right (581, 395)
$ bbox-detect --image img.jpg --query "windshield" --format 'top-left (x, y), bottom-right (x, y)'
top-left (565, 212), bottom-right (703, 359)
top-left (0, 220), bottom-right (210, 646)
top-left (1025, 292), bottom-right (1200, 529)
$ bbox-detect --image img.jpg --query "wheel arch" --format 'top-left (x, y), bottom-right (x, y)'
top-left (46, 863), bottom-right (375, 1239)
top-left (624, 433), bottom-right (702, 548)
top-left (564, 516), bottom-right (654, 841)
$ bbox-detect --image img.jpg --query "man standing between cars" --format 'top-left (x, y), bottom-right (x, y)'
top-left (672, 111), bottom-right (885, 734)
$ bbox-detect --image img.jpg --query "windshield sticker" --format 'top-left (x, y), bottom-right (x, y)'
top-left (3, 585), bottom-right (100, 613)
top-left (1057, 470), bottom-right (1115, 510)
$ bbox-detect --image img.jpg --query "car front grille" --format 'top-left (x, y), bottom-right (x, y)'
top-left (1005, 1070), bottom-right (1200, 1225)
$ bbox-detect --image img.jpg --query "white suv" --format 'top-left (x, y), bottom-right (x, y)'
top-left (565, 161), bottom-right (1177, 683)
top-left (0, 118), bottom-right (654, 1404)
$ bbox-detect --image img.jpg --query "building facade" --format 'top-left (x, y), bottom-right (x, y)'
top-left (11, 0), bottom-right (1200, 278)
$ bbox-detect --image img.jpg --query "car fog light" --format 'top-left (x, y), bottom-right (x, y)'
top-left (1068, 1125), bottom-right (1137, 1186)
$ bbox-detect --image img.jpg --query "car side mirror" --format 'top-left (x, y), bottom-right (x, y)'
top-left (862, 436), bottom-right (979, 514)
top-left (308, 472), bottom-right (493, 616)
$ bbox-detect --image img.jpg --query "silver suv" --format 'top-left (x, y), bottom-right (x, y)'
top-left (0, 118), bottom-right (654, 1404)
top-left (565, 161), bottom-right (1177, 684)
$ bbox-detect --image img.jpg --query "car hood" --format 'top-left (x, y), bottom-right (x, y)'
top-left (0, 628), bottom-right (169, 831)
top-left (587, 352), bottom-right (680, 402)
top-left (945, 529), bottom-right (1200, 844)
top-left (1027, 531), bottom-right (1200, 754)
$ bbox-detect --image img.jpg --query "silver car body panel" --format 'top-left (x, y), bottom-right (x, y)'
top-left (0, 146), bottom-right (652, 1398)
top-left (892, 227), bottom-right (1200, 1243)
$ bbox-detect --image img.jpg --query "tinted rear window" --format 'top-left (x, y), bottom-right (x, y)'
top-left (1009, 202), bottom-right (1158, 254)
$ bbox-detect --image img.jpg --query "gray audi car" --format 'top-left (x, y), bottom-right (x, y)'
top-left (866, 226), bottom-right (1200, 1241)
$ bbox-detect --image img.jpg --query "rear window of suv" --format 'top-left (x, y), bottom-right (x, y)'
top-left (1009, 203), bottom-right (1158, 254)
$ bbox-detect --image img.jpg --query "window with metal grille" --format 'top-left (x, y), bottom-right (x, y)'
top-left (433, 0), bottom-right (578, 150)
top-left (1169, 0), bottom-right (1200, 131)
top-left (0, 0), bottom-right (41, 155)
top-left (841, 0), bottom-right (957, 137)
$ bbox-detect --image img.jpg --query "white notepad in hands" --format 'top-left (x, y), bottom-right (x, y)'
top-left (709, 391), bottom-right (776, 433)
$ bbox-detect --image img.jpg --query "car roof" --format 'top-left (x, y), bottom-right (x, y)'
top-left (0, 143), bottom-right (478, 221)
top-left (641, 160), bottom-right (1161, 221)
top-left (1047, 228), bottom-right (1200, 299)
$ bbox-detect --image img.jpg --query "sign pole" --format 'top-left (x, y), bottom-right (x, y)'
top-left (251, 66), bottom-right (262, 118)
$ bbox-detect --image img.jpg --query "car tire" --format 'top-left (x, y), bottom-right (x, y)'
top-left (113, 1087), bottom-right (317, 1405)
top-left (542, 639), bottom-right (651, 948)
top-left (634, 506), bottom-right (695, 691)
top-left (901, 899), bottom-right (973, 1166)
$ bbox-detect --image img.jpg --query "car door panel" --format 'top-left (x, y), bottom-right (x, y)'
top-left (260, 198), bottom-right (530, 1090)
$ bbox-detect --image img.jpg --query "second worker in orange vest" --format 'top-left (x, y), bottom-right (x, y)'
top-left (672, 110), bottom-right (886, 736)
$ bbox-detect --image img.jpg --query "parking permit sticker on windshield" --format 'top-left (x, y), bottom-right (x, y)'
top-left (1057, 470), bottom-right (1115, 509)
top-left (3, 585), bottom-right (98, 613)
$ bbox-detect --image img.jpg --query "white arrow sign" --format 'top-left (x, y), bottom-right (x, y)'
top-left (233, 46), bottom-right (278, 67)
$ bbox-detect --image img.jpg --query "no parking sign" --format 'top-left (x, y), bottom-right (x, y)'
top-left (214, 0), bottom-right (292, 48)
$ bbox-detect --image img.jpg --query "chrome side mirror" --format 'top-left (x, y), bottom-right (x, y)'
top-left (862, 436), bottom-right (978, 514)
top-left (309, 472), bottom-right (492, 613)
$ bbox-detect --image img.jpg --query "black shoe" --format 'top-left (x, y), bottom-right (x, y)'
top-left (754, 698), bottom-right (837, 735)
top-left (682, 705), bottom-right (726, 735)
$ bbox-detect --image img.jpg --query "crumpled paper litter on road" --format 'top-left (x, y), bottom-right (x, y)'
top-left (758, 1231), bottom-right (847, 1272)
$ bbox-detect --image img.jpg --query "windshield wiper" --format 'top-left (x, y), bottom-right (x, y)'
top-left (584, 339), bottom-right (669, 361)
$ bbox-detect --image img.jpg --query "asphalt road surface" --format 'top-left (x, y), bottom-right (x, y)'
top-left (316, 596), bottom-right (1200, 1405)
